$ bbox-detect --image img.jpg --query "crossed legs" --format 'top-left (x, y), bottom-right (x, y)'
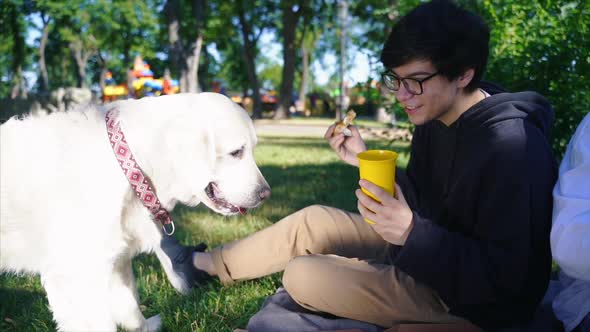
top-left (195, 205), bottom-right (464, 327)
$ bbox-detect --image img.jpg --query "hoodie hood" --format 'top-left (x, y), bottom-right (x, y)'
top-left (457, 81), bottom-right (555, 139)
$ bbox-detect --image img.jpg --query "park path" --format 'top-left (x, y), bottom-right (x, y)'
top-left (253, 119), bottom-right (412, 142)
top-left (253, 119), bottom-right (328, 137)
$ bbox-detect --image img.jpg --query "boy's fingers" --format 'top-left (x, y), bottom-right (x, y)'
top-left (359, 179), bottom-right (387, 200)
top-left (324, 124), bottom-right (336, 139)
top-left (357, 201), bottom-right (378, 223)
top-left (329, 134), bottom-right (344, 149)
top-left (349, 125), bottom-right (361, 137)
top-left (355, 189), bottom-right (382, 212)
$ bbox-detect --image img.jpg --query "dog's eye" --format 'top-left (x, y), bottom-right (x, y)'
top-left (230, 148), bottom-right (244, 158)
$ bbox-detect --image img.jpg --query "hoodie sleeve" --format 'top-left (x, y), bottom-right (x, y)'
top-left (392, 118), bottom-right (555, 308)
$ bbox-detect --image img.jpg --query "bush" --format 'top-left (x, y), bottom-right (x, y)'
top-left (475, 0), bottom-right (589, 158)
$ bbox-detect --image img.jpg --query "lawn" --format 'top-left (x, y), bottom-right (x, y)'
top-left (254, 116), bottom-right (395, 129)
top-left (0, 135), bottom-right (410, 332)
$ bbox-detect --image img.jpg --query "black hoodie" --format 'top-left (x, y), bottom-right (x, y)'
top-left (392, 82), bottom-right (558, 329)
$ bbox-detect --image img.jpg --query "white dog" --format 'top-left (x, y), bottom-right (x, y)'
top-left (0, 92), bottom-right (270, 331)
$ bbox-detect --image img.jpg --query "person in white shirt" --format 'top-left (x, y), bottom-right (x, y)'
top-left (551, 112), bottom-right (590, 332)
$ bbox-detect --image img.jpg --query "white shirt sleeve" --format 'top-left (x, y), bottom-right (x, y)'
top-left (550, 112), bottom-right (590, 281)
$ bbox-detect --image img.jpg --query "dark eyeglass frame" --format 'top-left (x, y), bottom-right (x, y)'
top-left (381, 70), bottom-right (439, 95)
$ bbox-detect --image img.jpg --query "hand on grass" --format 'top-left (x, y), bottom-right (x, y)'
top-left (356, 180), bottom-right (414, 246)
top-left (324, 124), bottom-right (366, 167)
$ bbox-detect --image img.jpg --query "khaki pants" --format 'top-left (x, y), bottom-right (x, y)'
top-left (211, 205), bottom-right (466, 328)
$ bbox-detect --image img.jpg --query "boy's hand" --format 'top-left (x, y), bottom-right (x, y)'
top-left (325, 124), bottom-right (366, 167)
top-left (356, 180), bottom-right (414, 245)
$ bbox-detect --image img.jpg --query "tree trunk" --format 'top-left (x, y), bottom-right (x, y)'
top-left (185, 33), bottom-right (203, 93)
top-left (9, 2), bottom-right (26, 99)
top-left (11, 66), bottom-right (27, 99)
top-left (298, 45), bottom-right (309, 114)
top-left (165, 0), bottom-right (184, 90)
top-left (69, 40), bottom-right (94, 88)
top-left (97, 52), bottom-right (108, 91)
top-left (200, 46), bottom-right (210, 91)
top-left (273, 1), bottom-right (303, 120)
top-left (99, 69), bottom-right (107, 91)
top-left (122, 35), bottom-right (131, 72)
top-left (182, 0), bottom-right (206, 93)
top-left (165, 0), bottom-right (205, 93)
top-left (237, 0), bottom-right (262, 119)
top-left (38, 14), bottom-right (51, 94)
top-left (240, 40), bottom-right (262, 118)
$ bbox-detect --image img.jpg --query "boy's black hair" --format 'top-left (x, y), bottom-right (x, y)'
top-left (380, 0), bottom-right (490, 92)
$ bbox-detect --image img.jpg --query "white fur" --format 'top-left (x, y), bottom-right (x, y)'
top-left (0, 92), bottom-right (269, 331)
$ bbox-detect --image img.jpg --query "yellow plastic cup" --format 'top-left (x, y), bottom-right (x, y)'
top-left (357, 150), bottom-right (398, 224)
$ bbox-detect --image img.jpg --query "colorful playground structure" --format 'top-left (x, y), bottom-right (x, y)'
top-left (102, 56), bottom-right (179, 102)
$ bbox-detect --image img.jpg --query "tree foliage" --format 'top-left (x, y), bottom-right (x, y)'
top-left (0, 0), bottom-right (587, 155)
top-left (475, 0), bottom-right (589, 156)
top-left (0, 0), bottom-right (31, 98)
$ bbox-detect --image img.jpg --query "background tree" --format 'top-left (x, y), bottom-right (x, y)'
top-left (258, 57), bottom-right (283, 91)
top-left (97, 0), bottom-right (160, 89)
top-left (0, 3), bottom-right (17, 97)
top-left (273, 0), bottom-right (309, 119)
top-left (205, 1), bottom-right (244, 94)
top-left (164, 0), bottom-right (206, 93)
top-left (31, 0), bottom-right (55, 94)
top-left (296, 0), bottom-right (325, 115)
top-left (43, 18), bottom-right (78, 89)
top-left (298, 30), bottom-right (315, 113)
top-left (211, 36), bottom-right (250, 95)
top-left (236, 0), bottom-right (264, 118)
top-left (53, 1), bottom-right (102, 88)
top-left (232, 0), bottom-right (278, 118)
top-left (2, 0), bottom-right (30, 98)
top-left (475, 0), bottom-right (589, 156)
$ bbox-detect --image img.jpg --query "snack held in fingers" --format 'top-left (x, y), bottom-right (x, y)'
top-left (333, 110), bottom-right (357, 136)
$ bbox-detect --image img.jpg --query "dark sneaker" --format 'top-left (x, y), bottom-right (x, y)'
top-left (160, 236), bottom-right (212, 287)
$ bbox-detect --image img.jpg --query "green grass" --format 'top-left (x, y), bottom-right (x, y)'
top-left (254, 116), bottom-right (391, 129)
top-left (0, 135), bottom-right (410, 332)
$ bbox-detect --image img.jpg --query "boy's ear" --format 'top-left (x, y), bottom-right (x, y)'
top-left (457, 68), bottom-right (475, 89)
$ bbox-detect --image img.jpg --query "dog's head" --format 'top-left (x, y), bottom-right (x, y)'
top-left (155, 92), bottom-right (270, 216)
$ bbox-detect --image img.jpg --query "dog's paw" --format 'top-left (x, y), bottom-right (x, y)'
top-left (146, 314), bottom-right (162, 332)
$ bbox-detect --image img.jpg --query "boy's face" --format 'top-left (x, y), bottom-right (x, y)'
top-left (389, 59), bottom-right (464, 126)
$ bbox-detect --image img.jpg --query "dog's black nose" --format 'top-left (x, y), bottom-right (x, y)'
top-left (259, 186), bottom-right (271, 200)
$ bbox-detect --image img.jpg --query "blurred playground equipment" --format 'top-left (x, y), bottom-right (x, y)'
top-left (102, 56), bottom-right (179, 102)
top-left (102, 71), bottom-right (127, 102)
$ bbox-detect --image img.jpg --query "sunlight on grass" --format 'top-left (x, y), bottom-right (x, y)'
top-left (0, 134), bottom-right (410, 332)
top-left (254, 117), bottom-right (391, 128)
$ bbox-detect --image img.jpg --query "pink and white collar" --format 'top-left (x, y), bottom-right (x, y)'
top-left (105, 109), bottom-right (175, 235)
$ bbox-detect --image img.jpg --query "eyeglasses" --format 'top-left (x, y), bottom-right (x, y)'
top-left (381, 70), bottom-right (439, 95)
